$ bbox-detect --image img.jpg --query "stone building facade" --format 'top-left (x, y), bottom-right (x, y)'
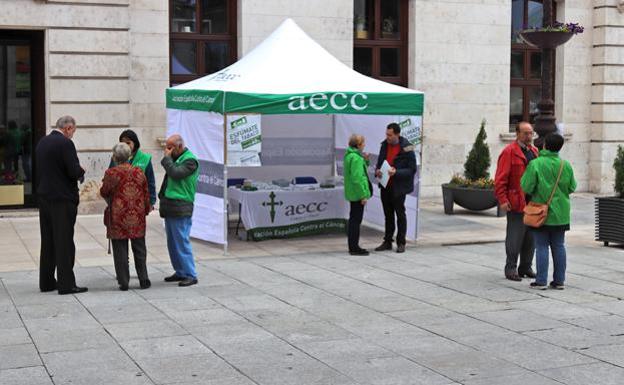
top-left (0, 0), bottom-right (622, 209)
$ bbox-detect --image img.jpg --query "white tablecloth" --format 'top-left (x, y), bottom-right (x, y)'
top-left (228, 186), bottom-right (348, 240)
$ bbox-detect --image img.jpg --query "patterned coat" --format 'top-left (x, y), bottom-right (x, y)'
top-left (100, 163), bottom-right (150, 239)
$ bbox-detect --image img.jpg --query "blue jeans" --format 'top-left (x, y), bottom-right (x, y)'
top-left (165, 216), bottom-right (197, 279)
top-left (533, 230), bottom-right (566, 285)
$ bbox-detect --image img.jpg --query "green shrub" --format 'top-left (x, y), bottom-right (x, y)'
top-left (614, 145), bottom-right (624, 198)
top-left (464, 119), bottom-right (491, 181)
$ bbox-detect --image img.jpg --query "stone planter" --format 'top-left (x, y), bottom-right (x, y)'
top-left (595, 196), bottom-right (624, 246)
top-left (0, 184), bottom-right (24, 206)
top-left (519, 31), bottom-right (573, 49)
top-left (442, 184), bottom-right (502, 216)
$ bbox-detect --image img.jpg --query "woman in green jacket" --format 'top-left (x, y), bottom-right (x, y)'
top-left (521, 133), bottom-right (577, 289)
top-left (344, 134), bottom-right (372, 256)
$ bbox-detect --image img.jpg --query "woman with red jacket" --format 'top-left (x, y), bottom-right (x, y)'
top-left (100, 142), bottom-right (151, 291)
top-left (494, 122), bottom-right (539, 281)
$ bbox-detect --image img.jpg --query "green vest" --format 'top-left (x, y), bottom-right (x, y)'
top-left (131, 149), bottom-right (151, 172)
top-left (164, 149), bottom-right (199, 203)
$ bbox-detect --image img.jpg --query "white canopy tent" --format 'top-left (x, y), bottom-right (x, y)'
top-left (166, 18), bottom-right (424, 249)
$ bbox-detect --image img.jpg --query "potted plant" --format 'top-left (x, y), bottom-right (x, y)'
top-left (381, 16), bottom-right (396, 38)
top-left (442, 119), bottom-right (501, 216)
top-left (354, 16), bottom-right (368, 39)
top-left (519, 21), bottom-right (584, 49)
top-left (595, 145), bottom-right (624, 246)
top-left (0, 170), bottom-right (24, 206)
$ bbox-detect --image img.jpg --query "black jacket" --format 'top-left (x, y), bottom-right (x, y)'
top-left (375, 136), bottom-right (417, 196)
top-left (35, 131), bottom-right (85, 204)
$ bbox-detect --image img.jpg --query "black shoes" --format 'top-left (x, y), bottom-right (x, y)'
top-left (530, 282), bottom-right (547, 290)
top-left (140, 279), bottom-right (151, 289)
top-left (505, 272), bottom-right (522, 282)
top-left (374, 241), bottom-right (392, 251)
top-left (396, 244), bottom-right (406, 253)
top-left (349, 249), bottom-right (370, 256)
top-left (519, 269), bottom-right (536, 278)
top-left (119, 284), bottom-right (129, 291)
top-left (164, 274), bottom-right (184, 282)
top-left (549, 281), bottom-right (565, 290)
top-left (58, 286), bottom-right (88, 295)
top-left (178, 278), bottom-right (198, 287)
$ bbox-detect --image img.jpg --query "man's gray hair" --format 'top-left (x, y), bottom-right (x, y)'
top-left (112, 142), bottom-right (132, 163)
top-left (56, 115), bottom-right (76, 130)
top-left (174, 136), bottom-right (184, 147)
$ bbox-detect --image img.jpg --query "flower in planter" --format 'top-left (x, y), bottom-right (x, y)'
top-left (1, 170), bottom-right (17, 185)
top-left (523, 21), bottom-right (584, 35)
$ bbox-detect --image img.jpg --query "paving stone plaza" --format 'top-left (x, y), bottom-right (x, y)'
top-left (2, 195), bottom-right (624, 385)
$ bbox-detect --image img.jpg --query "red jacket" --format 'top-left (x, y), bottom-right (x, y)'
top-left (494, 141), bottom-right (538, 213)
top-left (100, 163), bottom-right (150, 239)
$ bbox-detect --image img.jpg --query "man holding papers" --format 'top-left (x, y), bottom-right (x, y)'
top-left (374, 123), bottom-right (417, 253)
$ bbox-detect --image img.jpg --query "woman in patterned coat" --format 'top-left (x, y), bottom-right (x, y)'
top-left (100, 142), bottom-right (151, 291)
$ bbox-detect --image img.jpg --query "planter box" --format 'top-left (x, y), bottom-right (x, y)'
top-left (442, 184), bottom-right (502, 217)
top-left (595, 196), bottom-right (624, 246)
top-left (519, 31), bottom-right (573, 49)
top-left (0, 184), bottom-right (24, 206)
top-left (355, 30), bottom-right (369, 39)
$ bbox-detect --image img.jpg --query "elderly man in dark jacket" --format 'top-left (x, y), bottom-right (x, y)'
top-left (36, 115), bottom-right (87, 295)
top-left (159, 134), bottom-right (200, 287)
top-left (374, 123), bottom-right (417, 253)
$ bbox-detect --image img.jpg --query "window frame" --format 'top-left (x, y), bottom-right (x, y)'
top-left (509, 0), bottom-right (555, 129)
top-left (169, 0), bottom-right (237, 85)
top-left (353, 0), bottom-right (409, 86)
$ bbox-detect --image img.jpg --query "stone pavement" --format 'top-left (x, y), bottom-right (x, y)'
top-left (2, 193), bottom-right (624, 385)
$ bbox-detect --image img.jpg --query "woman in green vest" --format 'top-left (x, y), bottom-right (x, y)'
top-left (109, 130), bottom-right (156, 207)
top-left (344, 134), bottom-right (372, 256)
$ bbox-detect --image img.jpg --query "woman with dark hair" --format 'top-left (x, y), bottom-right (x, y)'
top-left (344, 134), bottom-right (372, 256)
top-left (110, 130), bottom-right (156, 208)
top-left (521, 133), bottom-right (577, 290)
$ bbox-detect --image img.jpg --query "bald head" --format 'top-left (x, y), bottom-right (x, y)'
top-left (165, 134), bottom-right (185, 158)
top-left (515, 121), bottom-right (534, 146)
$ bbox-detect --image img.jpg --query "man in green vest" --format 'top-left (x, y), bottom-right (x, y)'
top-left (159, 134), bottom-right (200, 287)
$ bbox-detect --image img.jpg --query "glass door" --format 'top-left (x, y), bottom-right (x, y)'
top-left (0, 31), bottom-right (44, 208)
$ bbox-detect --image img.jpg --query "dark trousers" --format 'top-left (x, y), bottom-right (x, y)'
top-left (38, 199), bottom-right (78, 292)
top-left (112, 237), bottom-right (148, 286)
top-left (505, 212), bottom-right (535, 274)
top-left (348, 201), bottom-right (365, 252)
top-left (380, 186), bottom-right (407, 245)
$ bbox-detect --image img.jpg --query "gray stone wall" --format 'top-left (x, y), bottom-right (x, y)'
top-left (590, 1), bottom-right (624, 194)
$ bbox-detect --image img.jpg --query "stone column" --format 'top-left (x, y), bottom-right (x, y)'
top-left (590, 2), bottom-right (624, 194)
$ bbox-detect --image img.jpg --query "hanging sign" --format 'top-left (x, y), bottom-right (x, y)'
top-left (226, 114), bottom-right (262, 167)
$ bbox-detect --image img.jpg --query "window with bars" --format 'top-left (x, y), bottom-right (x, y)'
top-left (169, 0), bottom-right (237, 86)
top-left (353, 0), bottom-right (408, 86)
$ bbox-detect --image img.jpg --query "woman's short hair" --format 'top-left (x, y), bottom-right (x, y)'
top-left (112, 142), bottom-right (132, 163)
top-left (544, 133), bottom-right (564, 152)
top-left (348, 134), bottom-right (365, 148)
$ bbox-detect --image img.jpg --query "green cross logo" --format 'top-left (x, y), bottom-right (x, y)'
top-left (262, 191), bottom-right (283, 223)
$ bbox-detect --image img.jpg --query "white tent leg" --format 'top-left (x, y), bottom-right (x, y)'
top-left (223, 112), bottom-right (228, 256)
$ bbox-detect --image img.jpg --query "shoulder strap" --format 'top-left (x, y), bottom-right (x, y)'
top-left (547, 160), bottom-right (564, 206)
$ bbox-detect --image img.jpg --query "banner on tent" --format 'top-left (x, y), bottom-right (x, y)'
top-left (229, 187), bottom-right (348, 241)
top-left (226, 114), bottom-right (262, 167)
top-left (166, 89), bottom-right (424, 116)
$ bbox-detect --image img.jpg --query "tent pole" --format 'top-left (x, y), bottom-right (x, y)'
top-left (223, 109), bottom-right (228, 256)
top-left (331, 114), bottom-right (336, 177)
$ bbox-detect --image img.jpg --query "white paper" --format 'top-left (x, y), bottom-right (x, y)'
top-left (379, 160), bottom-right (391, 188)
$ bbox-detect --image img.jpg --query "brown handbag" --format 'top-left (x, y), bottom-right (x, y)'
top-left (523, 160), bottom-right (564, 228)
